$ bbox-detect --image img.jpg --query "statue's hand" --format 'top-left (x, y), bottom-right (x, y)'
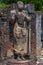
top-left (13, 23), bottom-right (21, 39)
top-left (22, 11), bottom-right (32, 21)
top-left (22, 12), bottom-right (26, 17)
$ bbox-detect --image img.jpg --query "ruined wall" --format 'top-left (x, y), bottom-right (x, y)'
top-left (0, 10), bottom-right (13, 59)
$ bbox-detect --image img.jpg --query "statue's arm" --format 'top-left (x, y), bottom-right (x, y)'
top-left (22, 11), bottom-right (32, 21)
top-left (26, 15), bottom-right (32, 21)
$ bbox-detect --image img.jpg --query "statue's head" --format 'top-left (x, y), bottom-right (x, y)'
top-left (17, 1), bottom-right (24, 10)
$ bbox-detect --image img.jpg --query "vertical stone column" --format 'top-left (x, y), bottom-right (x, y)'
top-left (29, 24), bottom-right (31, 55)
top-left (31, 14), bottom-right (36, 58)
top-left (27, 4), bottom-right (36, 58)
top-left (36, 11), bottom-right (42, 57)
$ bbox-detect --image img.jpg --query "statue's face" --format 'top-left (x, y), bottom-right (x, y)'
top-left (17, 1), bottom-right (24, 10)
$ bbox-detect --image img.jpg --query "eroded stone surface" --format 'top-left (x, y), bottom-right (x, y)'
top-left (0, 1), bottom-right (36, 64)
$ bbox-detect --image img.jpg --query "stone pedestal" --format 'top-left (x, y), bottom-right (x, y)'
top-left (7, 59), bottom-right (31, 65)
top-left (38, 63), bottom-right (43, 65)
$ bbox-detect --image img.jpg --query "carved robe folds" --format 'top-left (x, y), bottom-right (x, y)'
top-left (13, 23), bottom-right (28, 54)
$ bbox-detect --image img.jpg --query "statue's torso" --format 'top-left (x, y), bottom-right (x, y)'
top-left (13, 11), bottom-right (28, 54)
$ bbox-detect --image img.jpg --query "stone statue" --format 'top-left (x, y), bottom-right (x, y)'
top-left (9, 1), bottom-right (32, 60)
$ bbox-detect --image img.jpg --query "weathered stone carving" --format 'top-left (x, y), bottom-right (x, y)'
top-left (8, 1), bottom-right (32, 60)
top-left (0, 1), bottom-right (36, 61)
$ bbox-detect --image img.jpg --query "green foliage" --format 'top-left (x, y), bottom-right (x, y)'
top-left (0, 0), bottom-right (43, 11)
top-left (0, 3), bottom-right (10, 10)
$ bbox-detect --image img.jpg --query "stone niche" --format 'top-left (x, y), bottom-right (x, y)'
top-left (0, 1), bottom-right (36, 65)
